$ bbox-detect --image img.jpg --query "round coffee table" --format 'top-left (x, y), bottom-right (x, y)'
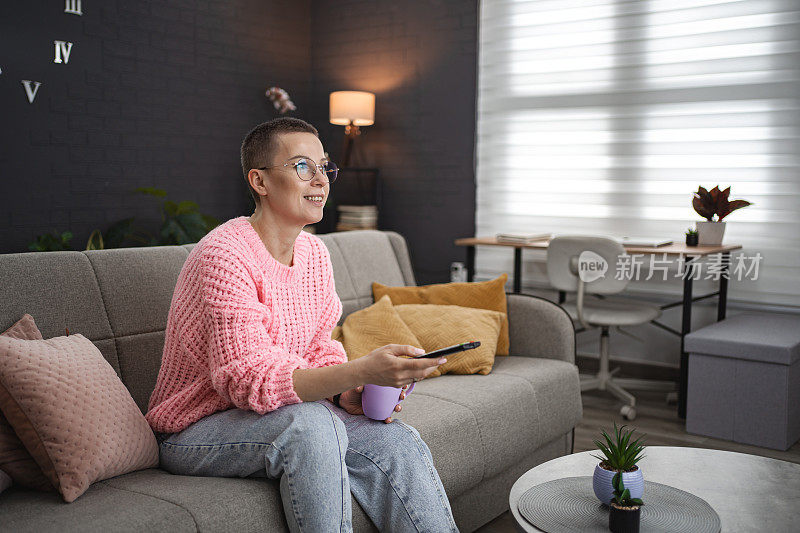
top-left (510, 446), bottom-right (800, 532)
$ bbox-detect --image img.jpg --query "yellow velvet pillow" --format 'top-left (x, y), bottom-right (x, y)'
top-left (372, 273), bottom-right (510, 355)
top-left (339, 295), bottom-right (421, 360)
top-left (394, 304), bottom-right (504, 378)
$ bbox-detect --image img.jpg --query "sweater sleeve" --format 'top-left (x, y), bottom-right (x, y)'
top-left (305, 249), bottom-right (348, 369)
top-left (199, 248), bottom-right (309, 413)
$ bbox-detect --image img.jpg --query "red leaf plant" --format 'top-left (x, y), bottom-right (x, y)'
top-left (692, 186), bottom-right (751, 222)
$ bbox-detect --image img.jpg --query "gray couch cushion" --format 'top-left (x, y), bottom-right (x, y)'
top-left (84, 246), bottom-right (190, 412)
top-left (319, 231), bottom-right (414, 322)
top-left (85, 246), bottom-right (189, 338)
top-left (116, 330), bottom-right (167, 414)
top-left (403, 356), bottom-right (581, 482)
top-left (0, 251), bottom-right (121, 374)
top-left (1, 469), bottom-right (377, 532)
top-left (0, 476), bottom-right (195, 532)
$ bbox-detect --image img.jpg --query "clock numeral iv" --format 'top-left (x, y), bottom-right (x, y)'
top-left (65, 0), bottom-right (82, 16)
top-left (54, 40), bottom-right (74, 64)
top-left (22, 81), bottom-right (42, 104)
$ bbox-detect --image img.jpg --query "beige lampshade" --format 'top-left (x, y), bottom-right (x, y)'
top-left (330, 91), bottom-right (375, 126)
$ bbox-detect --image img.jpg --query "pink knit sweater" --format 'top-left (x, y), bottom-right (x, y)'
top-left (146, 216), bottom-right (348, 434)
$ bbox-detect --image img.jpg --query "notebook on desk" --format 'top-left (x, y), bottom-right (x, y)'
top-left (616, 236), bottom-right (673, 247)
top-left (496, 232), bottom-right (552, 244)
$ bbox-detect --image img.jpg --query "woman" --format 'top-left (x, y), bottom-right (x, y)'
top-left (145, 117), bottom-right (459, 532)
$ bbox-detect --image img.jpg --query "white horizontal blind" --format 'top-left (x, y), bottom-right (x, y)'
top-left (477, 0), bottom-right (800, 307)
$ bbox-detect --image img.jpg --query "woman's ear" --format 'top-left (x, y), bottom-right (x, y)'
top-left (248, 168), bottom-right (267, 198)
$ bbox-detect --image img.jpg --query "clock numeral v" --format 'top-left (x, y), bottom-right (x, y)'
top-left (22, 81), bottom-right (42, 104)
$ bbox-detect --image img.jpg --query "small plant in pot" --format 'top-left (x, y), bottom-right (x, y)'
top-left (608, 472), bottom-right (644, 533)
top-left (685, 227), bottom-right (698, 246)
top-left (693, 185), bottom-right (751, 246)
top-left (592, 422), bottom-right (646, 506)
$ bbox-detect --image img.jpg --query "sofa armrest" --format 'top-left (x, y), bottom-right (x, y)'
top-left (506, 293), bottom-right (576, 364)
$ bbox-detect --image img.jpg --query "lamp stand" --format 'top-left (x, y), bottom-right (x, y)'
top-left (342, 121), bottom-right (362, 168)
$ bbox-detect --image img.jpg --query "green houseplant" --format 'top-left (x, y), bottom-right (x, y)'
top-left (608, 472), bottom-right (644, 533)
top-left (685, 227), bottom-right (698, 246)
top-left (692, 185), bottom-right (751, 246)
top-left (28, 187), bottom-right (221, 252)
top-left (591, 423), bottom-right (646, 505)
top-left (28, 231), bottom-right (74, 252)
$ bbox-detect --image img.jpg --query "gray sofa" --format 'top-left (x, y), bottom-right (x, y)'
top-left (0, 229), bottom-right (582, 532)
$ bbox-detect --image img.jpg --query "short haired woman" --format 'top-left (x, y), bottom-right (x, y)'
top-left (146, 118), bottom-right (459, 532)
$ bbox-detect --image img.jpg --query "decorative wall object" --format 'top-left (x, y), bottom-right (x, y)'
top-left (12, 2), bottom-right (82, 104)
top-left (265, 86), bottom-right (296, 114)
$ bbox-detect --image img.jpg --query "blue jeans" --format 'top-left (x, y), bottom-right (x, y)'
top-left (157, 400), bottom-right (459, 533)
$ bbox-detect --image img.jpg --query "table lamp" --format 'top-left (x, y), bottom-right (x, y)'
top-left (330, 91), bottom-right (375, 167)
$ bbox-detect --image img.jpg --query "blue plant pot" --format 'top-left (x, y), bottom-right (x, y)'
top-left (592, 464), bottom-right (644, 505)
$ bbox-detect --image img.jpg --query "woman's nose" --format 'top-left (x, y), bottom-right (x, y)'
top-left (312, 167), bottom-right (330, 185)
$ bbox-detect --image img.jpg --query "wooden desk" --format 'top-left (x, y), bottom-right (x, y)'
top-left (454, 236), bottom-right (743, 419)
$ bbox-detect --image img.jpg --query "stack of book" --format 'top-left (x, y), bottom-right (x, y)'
top-left (495, 232), bottom-right (552, 245)
top-left (337, 205), bottom-right (378, 231)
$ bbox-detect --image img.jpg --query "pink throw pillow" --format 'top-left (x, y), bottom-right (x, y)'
top-left (0, 320), bottom-right (158, 502)
top-left (0, 314), bottom-right (54, 493)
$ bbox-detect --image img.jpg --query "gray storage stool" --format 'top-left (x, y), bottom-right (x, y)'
top-left (685, 313), bottom-right (800, 451)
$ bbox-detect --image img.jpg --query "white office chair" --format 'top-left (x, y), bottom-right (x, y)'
top-left (546, 236), bottom-right (677, 420)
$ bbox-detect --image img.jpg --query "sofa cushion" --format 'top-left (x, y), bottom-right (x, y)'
top-left (373, 274), bottom-right (510, 355)
top-left (395, 304), bottom-right (504, 378)
top-left (0, 314), bottom-right (53, 493)
top-left (0, 251), bottom-right (120, 374)
top-left (319, 231), bottom-right (414, 323)
top-left (341, 295), bottom-right (421, 360)
top-left (0, 333), bottom-right (158, 502)
top-left (402, 356), bottom-right (581, 481)
top-left (0, 469), bottom-right (378, 532)
top-left (0, 478), bottom-right (196, 531)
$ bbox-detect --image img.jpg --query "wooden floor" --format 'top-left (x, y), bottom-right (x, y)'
top-left (475, 386), bottom-right (800, 532)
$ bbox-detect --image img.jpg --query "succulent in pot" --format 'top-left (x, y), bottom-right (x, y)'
top-left (692, 185), bottom-right (751, 246)
top-left (685, 227), bottom-right (698, 246)
top-left (608, 472), bottom-right (644, 533)
top-left (592, 422), bottom-right (646, 505)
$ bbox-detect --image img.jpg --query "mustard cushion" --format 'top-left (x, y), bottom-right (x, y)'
top-left (394, 304), bottom-right (504, 378)
top-left (340, 295), bottom-right (421, 360)
top-left (372, 273), bottom-right (510, 355)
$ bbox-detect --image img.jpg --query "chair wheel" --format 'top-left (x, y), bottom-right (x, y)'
top-left (620, 405), bottom-right (636, 420)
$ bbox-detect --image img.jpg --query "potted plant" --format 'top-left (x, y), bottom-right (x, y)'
top-left (685, 227), bottom-right (698, 246)
top-left (592, 422), bottom-right (646, 505)
top-left (692, 185), bottom-right (751, 245)
top-left (608, 472), bottom-right (644, 533)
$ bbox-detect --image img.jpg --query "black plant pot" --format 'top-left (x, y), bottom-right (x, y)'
top-left (686, 233), bottom-right (699, 246)
top-left (609, 504), bottom-right (641, 533)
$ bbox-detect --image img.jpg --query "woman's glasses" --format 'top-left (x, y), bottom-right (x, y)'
top-left (259, 157), bottom-right (339, 183)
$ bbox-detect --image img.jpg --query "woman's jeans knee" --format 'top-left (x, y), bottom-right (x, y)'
top-left (158, 401), bottom-right (458, 532)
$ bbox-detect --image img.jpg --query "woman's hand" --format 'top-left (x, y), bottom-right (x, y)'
top-left (339, 384), bottom-right (411, 424)
top-left (355, 344), bottom-right (445, 388)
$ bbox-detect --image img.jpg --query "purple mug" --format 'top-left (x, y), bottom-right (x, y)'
top-left (361, 383), bottom-right (415, 420)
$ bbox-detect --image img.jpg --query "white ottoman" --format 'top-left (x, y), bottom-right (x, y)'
top-left (685, 312), bottom-right (800, 451)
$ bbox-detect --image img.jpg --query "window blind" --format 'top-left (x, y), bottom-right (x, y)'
top-left (476, 0), bottom-right (800, 307)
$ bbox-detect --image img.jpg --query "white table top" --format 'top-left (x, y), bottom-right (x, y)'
top-left (509, 446), bottom-right (800, 533)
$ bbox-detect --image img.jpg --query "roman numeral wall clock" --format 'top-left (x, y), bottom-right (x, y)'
top-left (3, 1), bottom-right (83, 105)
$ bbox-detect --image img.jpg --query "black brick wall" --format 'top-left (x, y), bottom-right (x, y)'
top-left (1, 0), bottom-right (313, 252)
top-left (310, 0), bottom-right (478, 285)
top-left (1, 0), bottom-right (479, 286)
